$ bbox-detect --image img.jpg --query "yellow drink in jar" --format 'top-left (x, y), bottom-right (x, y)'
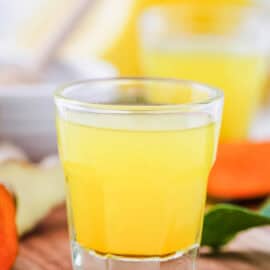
top-left (140, 49), bottom-right (268, 141)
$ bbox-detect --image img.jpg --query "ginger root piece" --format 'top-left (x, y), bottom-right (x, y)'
top-left (0, 142), bottom-right (28, 163)
top-left (39, 155), bottom-right (60, 169)
top-left (0, 184), bottom-right (18, 270)
top-left (0, 161), bottom-right (65, 236)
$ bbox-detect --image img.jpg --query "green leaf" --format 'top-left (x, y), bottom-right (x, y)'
top-left (202, 203), bottom-right (270, 248)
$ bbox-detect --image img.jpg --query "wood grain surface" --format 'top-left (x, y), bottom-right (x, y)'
top-left (14, 205), bottom-right (270, 270)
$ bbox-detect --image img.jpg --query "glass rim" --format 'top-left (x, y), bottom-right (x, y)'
top-left (139, 2), bottom-right (269, 18)
top-left (54, 77), bottom-right (223, 113)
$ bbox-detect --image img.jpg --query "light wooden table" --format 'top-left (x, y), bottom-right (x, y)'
top-left (14, 205), bottom-right (270, 270)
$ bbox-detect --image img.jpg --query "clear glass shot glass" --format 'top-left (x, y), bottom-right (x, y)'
top-left (55, 78), bottom-right (223, 270)
top-left (138, 4), bottom-right (270, 142)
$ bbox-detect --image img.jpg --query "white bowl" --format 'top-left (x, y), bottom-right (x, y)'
top-left (0, 59), bottom-right (117, 160)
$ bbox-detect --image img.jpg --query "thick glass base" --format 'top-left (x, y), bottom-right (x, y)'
top-left (72, 241), bottom-right (198, 270)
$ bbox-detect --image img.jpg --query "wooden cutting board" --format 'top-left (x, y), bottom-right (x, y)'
top-left (14, 205), bottom-right (270, 270)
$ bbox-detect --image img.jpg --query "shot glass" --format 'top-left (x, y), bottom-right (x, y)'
top-left (55, 78), bottom-right (223, 270)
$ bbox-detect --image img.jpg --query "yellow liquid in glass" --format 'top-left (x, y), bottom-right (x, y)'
top-left (141, 50), bottom-right (268, 141)
top-left (57, 114), bottom-right (216, 256)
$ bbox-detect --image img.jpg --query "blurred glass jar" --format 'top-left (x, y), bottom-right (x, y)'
top-left (138, 3), bottom-right (270, 142)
